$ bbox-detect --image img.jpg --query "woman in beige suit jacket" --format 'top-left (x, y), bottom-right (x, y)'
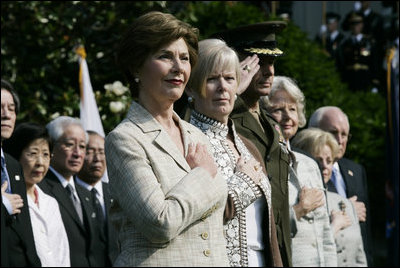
top-left (105, 11), bottom-right (229, 267)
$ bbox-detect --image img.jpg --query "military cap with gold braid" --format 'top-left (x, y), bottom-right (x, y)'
top-left (211, 21), bottom-right (287, 57)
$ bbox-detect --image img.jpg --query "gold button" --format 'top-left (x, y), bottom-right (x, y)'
top-left (203, 249), bottom-right (211, 257)
top-left (201, 232), bottom-right (209, 240)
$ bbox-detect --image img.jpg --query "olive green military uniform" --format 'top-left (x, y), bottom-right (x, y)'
top-left (231, 96), bottom-right (291, 267)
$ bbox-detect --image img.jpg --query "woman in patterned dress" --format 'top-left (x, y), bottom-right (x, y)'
top-left (186, 38), bottom-right (282, 267)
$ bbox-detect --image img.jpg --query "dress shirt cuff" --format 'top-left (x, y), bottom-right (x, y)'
top-left (2, 195), bottom-right (13, 215)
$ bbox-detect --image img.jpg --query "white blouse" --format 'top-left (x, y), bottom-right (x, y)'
top-left (28, 185), bottom-right (70, 267)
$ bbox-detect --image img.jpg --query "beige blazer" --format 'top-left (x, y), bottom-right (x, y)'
top-left (327, 192), bottom-right (367, 267)
top-left (288, 151), bottom-right (337, 267)
top-left (105, 101), bottom-right (229, 267)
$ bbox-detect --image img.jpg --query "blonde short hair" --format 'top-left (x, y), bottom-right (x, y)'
top-left (187, 38), bottom-right (241, 98)
top-left (291, 128), bottom-right (340, 160)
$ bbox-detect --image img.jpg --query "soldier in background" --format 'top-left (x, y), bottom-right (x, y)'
top-left (316, 11), bottom-right (345, 65)
top-left (337, 12), bottom-right (378, 92)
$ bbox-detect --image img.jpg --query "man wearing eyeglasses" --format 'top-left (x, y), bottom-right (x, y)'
top-left (1, 79), bottom-right (41, 267)
top-left (38, 116), bottom-right (101, 267)
top-left (308, 106), bottom-right (373, 266)
top-left (76, 131), bottom-right (118, 266)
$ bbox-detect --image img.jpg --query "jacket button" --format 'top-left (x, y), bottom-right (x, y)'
top-left (201, 232), bottom-right (209, 240)
top-left (203, 249), bottom-right (211, 257)
top-left (266, 155), bottom-right (271, 162)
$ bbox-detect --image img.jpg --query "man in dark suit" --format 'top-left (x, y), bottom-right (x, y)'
top-left (38, 116), bottom-right (99, 267)
top-left (212, 22), bottom-right (292, 267)
top-left (309, 105), bottom-right (373, 266)
top-left (338, 12), bottom-right (379, 92)
top-left (1, 79), bottom-right (41, 267)
top-left (315, 12), bottom-right (345, 66)
top-left (77, 130), bottom-right (119, 266)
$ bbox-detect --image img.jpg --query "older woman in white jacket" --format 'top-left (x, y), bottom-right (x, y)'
top-left (260, 76), bottom-right (337, 266)
top-left (292, 128), bottom-right (367, 267)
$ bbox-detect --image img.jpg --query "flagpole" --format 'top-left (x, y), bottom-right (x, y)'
top-left (75, 45), bottom-right (105, 138)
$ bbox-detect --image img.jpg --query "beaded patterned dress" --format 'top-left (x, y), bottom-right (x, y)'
top-left (190, 110), bottom-right (273, 267)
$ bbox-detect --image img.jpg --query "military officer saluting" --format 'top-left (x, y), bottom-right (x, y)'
top-left (212, 21), bottom-right (292, 267)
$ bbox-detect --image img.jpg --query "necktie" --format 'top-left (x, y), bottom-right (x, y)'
top-left (91, 188), bottom-right (104, 220)
top-left (331, 167), bottom-right (347, 198)
top-left (66, 184), bottom-right (83, 224)
top-left (1, 156), bottom-right (11, 193)
top-left (91, 188), bottom-right (105, 234)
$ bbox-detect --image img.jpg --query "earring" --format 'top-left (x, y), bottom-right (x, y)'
top-left (235, 94), bottom-right (238, 100)
top-left (188, 96), bottom-right (193, 103)
top-left (134, 77), bottom-right (139, 83)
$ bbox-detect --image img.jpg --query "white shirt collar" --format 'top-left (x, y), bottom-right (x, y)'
top-left (75, 177), bottom-right (103, 198)
top-left (49, 166), bottom-right (76, 189)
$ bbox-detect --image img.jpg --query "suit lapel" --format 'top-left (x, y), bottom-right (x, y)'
top-left (75, 181), bottom-right (95, 234)
top-left (127, 101), bottom-right (190, 172)
top-left (45, 171), bottom-right (85, 228)
top-left (338, 159), bottom-right (355, 197)
top-left (240, 112), bottom-right (270, 147)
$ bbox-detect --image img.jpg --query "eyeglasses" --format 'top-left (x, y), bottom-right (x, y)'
top-left (25, 151), bottom-right (51, 162)
top-left (85, 149), bottom-right (105, 160)
top-left (57, 139), bottom-right (86, 153)
top-left (329, 130), bottom-right (352, 141)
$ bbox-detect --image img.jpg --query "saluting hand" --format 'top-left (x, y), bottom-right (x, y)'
top-left (237, 55), bottom-right (260, 95)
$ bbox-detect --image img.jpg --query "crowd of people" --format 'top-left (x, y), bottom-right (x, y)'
top-left (2, 7), bottom-right (394, 267)
top-left (315, 1), bottom-right (398, 94)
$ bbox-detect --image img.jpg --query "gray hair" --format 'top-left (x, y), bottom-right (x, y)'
top-left (308, 106), bottom-right (349, 129)
top-left (260, 76), bottom-right (306, 127)
top-left (46, 116), bottom-right (89, 144)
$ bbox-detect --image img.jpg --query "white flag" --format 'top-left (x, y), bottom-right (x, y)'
top-left (76, 46), bottom-right (108, 182)
top-left (76, 46), bottom-right (105, 137)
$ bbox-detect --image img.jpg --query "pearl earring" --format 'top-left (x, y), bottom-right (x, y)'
top-left (188, 96), bottom-right (193, 103)
top-left (134, 77), bottom-right (139, 83)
